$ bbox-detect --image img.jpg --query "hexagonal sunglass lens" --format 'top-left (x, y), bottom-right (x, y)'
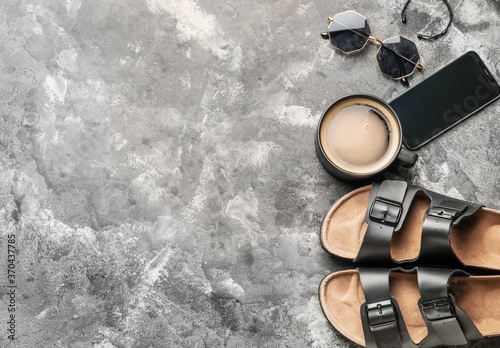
top-left (328, 11), bottom-right (371, 53)
top-left (377, 36), bottom-right (420, 79)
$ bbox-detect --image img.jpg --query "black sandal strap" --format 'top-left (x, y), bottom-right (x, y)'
top-left (359, 268), bottom-right (407, 348)
top-left (357, 267), bottom-right (483, 348)
top-left (417, 267), bottom-right (483, 346)
top-left (355, 180), bottom-right (483, 266)
top-left (419, 192), bottom-right (481, 266)
top-left (356, 180), bottom-right (409, 263)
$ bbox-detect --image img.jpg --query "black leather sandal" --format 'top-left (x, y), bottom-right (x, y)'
top-left (319, 267), bottom-right (500, 347)
top-left (321, 180), bottom-right (500, 270)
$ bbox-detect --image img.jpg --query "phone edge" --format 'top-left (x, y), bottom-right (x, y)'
top-left (395, 51), bottom-right (500, 150)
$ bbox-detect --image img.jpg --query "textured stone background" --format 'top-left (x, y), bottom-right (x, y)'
top-left (0, 0), bottom-right (500, 347)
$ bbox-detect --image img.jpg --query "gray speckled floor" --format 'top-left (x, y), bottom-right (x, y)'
top-left (1, 0), bottom-right (500, 347)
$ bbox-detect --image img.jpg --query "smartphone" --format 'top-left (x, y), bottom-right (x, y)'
top-left (389, 51), bottom-right (500, 150)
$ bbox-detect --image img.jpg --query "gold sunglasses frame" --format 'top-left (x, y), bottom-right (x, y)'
top-left (326, 10), bottom-right (424, 80)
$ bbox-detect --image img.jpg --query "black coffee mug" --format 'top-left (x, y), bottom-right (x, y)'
top-left (315, 94), bottom-right (417, 181)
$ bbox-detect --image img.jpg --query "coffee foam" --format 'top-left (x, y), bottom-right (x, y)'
top-left (319, 98), bottom-right (401, 174)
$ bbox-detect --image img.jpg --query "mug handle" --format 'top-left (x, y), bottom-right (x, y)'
top-left (395, 146), bottom-right (418, 168)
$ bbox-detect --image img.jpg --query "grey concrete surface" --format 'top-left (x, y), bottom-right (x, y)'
top-left (1, 0), bottom-right (500, 347)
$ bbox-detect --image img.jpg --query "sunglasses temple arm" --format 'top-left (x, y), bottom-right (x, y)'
top-left (401, 0), bottom-right (411, 23)
top-left (397, 57), bottom-right (410, 87)
top-left (401, 0), bottom-right (453, 40)
top-left (320, 32), bottom-right (329, 40)
top-left (381, 45), bottom-right (411, 86)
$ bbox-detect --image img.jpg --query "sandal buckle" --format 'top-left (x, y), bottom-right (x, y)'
top-left (366, 299), bottom-right (398, 331)
top-left (421, 298), bottom-right (455, 322)
top-left (427, 206), bottom-right (460, 220)
top-left (369, 198), bottom-right (402, 227)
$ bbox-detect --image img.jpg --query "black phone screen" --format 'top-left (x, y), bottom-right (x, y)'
top-left (389, 51), bottom-right (500, 150)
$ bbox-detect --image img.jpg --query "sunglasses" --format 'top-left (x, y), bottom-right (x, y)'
top-left (320, 10), bottom-right (423, 86)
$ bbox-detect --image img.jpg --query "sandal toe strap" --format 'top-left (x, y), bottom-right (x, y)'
top-left (419, 193), bottom-right (481, 266)
top-left (417, 267), bottom-right (483, 346)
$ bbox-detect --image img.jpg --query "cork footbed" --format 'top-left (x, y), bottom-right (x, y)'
top-left (321, 185), bottom-right (500, 270)
top-left (319, 270), bottom-right (500, 347)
